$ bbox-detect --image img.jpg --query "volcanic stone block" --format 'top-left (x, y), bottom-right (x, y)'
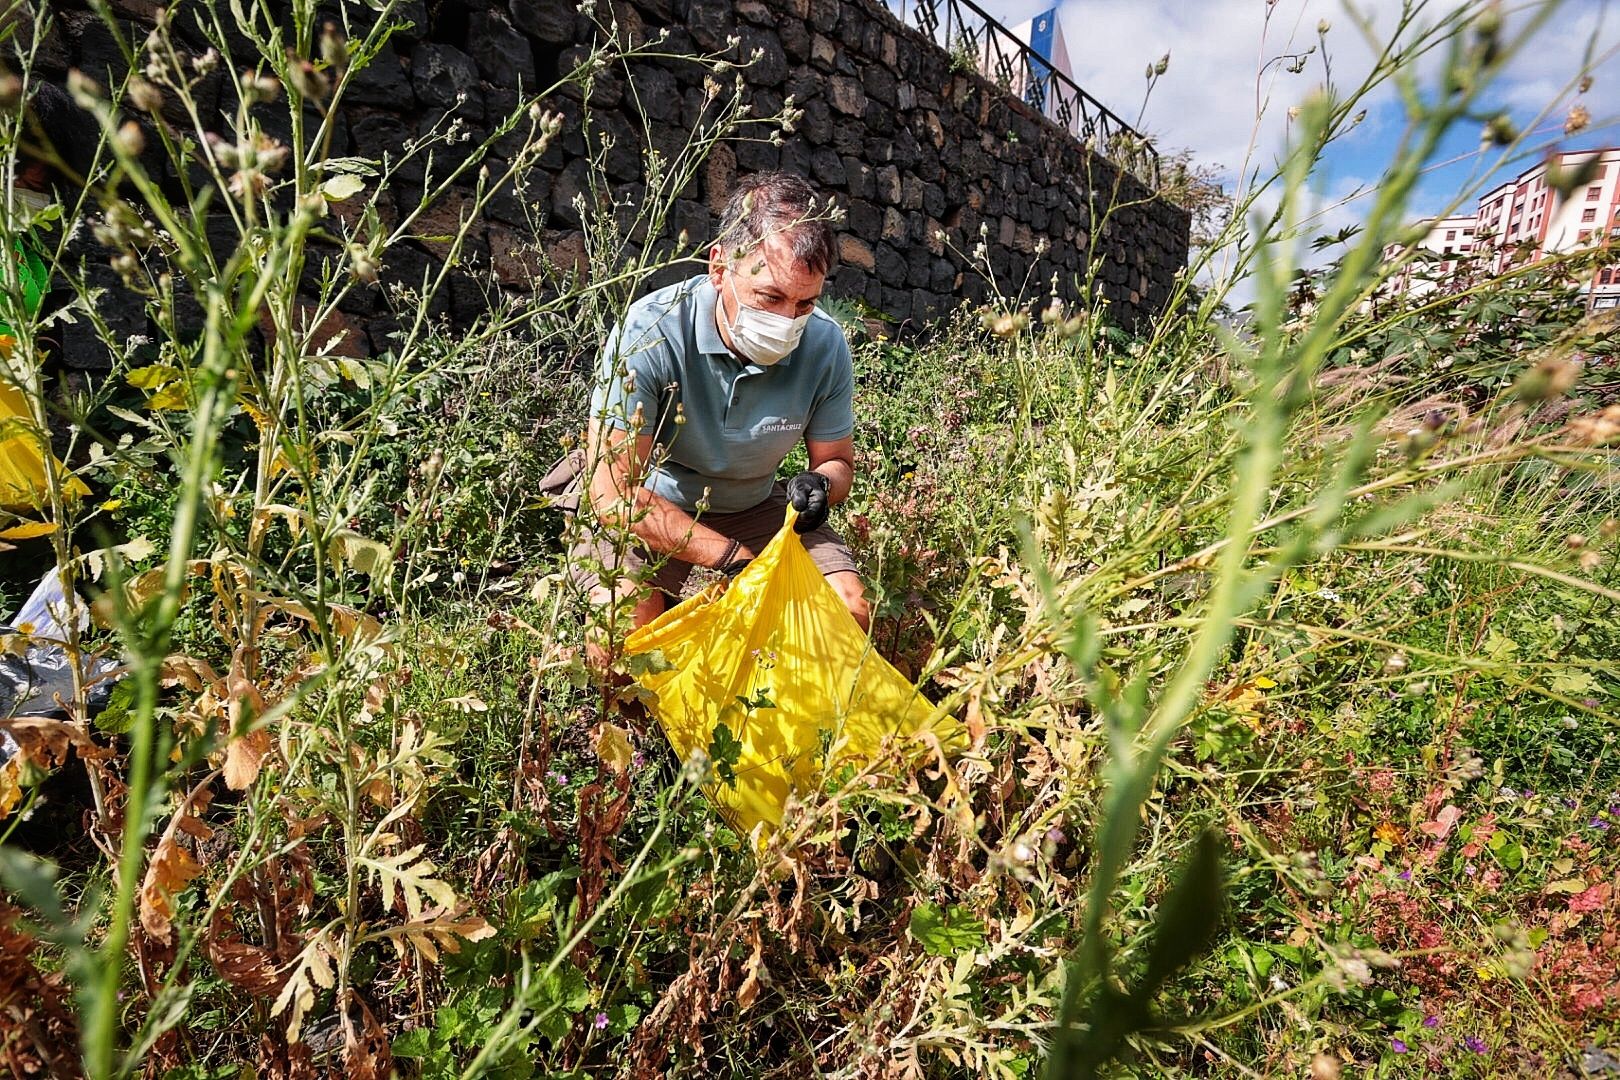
top-left (905, 247), bottom-right (929, 288)
top-left (779, 18), bottom-right (810, 62)
top-left (800, 98), bottom-right (833, 144)
top-left (837, 235), bottom-right (874, 271)
top-left (827, 76), bottom-right (864, 117)
top-left (861, 65), bottom-right (896, 108)
top-left (551, 158), bottom-right (591, 226)
top-left (874, 165), bottom-right (901, 206)
top-left (831, 265), bottom-right (865, 299)
top-left (845, 198), bottom-right (880, 239)
top-left (412, 44), bottom-right (481, 114)
top-left (880, 208), bottom-right (907, 243)
top-left (738, 26), bottom-right (788, 87)
top-left (779, 140), bottom-right (813, 179)
top-left (468, 10), bottom-right (537, 87)
top-left (832, 119), bottom-right (866, 157)
top-left (843, 158), bottom-right (874, 200)
top-left (810, 34), bottom-right (838, 71)
top-left (810, 146), bottom-right (846, 187)
top-left (861, 101), bottom-right (894, 138)
top-left (873, 242), bottom-right (907, 285)
top-left (809, 0), bottom-right (839, 33)
top-left (686, 0), bottom-right (735, 50)
top-left (879, 285), bottom-right (910, 322)
top-left (734, 139), bottom-right (780, 172)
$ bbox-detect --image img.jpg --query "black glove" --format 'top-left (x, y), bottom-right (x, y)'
top-left (786, 471), bottom-right (831, 533)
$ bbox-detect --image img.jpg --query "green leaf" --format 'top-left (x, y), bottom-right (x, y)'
top-left (1137, 829), bottom-right (1225, 998)
top-left (321, 174), bottom-right (366, 201)
top-left (534, 964), bottom-right (590, 1044)
top-left (608, 1003), bottom-right (642, 1036)
top-left (909, 902), bottom-right (985, 957)
top-left (93, 679), bottom-right (138, 734)
top-left (126, 363), bottom-right (182, 390)
top-left (708, 722), bottom-right (742, 786)
top-left (624, 648), bottom-right (672, 677)
top-left (391, 1026), bottom-right (433, 1058)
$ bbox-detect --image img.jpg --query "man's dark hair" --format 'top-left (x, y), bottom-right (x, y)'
top-left (24, 80), bottom-right (103, 190)
top-left (715, 172), bottom-right (838, 275)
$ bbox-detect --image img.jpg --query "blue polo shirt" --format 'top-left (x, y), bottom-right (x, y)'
top-left (589, 275), bottom-right (854, 514)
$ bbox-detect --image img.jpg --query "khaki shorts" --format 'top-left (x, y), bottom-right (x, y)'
top-left (568, 482), bottom-right (860, 599)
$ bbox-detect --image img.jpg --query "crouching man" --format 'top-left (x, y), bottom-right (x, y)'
top-left (572, 171), bottom-right (868, 670)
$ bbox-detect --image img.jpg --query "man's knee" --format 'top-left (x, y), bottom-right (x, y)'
top-left (826, 571), bottom-right (870, 631)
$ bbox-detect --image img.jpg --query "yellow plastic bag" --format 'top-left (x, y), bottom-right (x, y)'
top-left (2, 334), bottom-right (89, 535)
top-left (626, 508), bottom-right (963, 834)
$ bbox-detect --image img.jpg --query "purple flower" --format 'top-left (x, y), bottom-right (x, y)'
top-left (594, 1011), bottom-right (609, 1030)
top-left (547, 770), bottom-right (568, 786)
top-left (1465, 1036), bottom-right (1486, 1054)
top-left (1465, 863), bottom-right (1477, 876)
top-left (1592, 818), bottom-right (1610, 831)
top-left (1422, 1014), bottom-right (1440, 1029)
top-left (1398, 870), bottom-right (1412, 881)
top-left (1391, 1038), bottom-right (1409, 1054)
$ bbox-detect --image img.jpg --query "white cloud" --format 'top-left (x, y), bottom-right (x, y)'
top-left (957, 0), bottom-right (1619, 299)
top-left (968, 0), bottom-right (1620, 200)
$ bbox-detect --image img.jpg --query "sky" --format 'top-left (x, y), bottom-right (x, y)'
top-left (958, 0), bottom-right (1619, 271)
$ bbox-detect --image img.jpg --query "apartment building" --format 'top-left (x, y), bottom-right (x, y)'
top-left (1384, 213), bottom-right (1480, 295)
top-left (1392, 147), bottom-right (1620, 308)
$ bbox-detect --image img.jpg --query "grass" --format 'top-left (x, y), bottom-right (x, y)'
top-left (0, 0), bottom-right (1616, 1077)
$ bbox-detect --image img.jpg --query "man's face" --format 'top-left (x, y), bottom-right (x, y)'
top-left (710, 230), bottom-right (825, 333)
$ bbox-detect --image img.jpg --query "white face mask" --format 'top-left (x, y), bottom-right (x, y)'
top-left (721, 274), bottom-right (811, 366)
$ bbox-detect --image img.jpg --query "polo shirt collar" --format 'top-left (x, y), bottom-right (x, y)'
top-left (693, 275), bottom-right (798, 370)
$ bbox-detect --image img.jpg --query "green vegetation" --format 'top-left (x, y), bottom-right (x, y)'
top-left (0, 1), bottom-right (1615, 1077)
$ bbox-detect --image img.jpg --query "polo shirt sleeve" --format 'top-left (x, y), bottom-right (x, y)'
top-left (805, 335), bottom-right (855, 443)
top-left (589, 314), bottom-right (675, 439)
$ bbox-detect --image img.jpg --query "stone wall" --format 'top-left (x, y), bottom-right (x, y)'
top-left (38, 0), bottom-right (1188, 356)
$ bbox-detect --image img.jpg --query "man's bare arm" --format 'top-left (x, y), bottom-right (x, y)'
top-left (585, 420), bottom-right (754, 566)
top-left (805, 435), bottom-right (855, 503)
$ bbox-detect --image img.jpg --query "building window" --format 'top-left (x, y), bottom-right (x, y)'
top-left (1602, 269), bottom-right (1614, 285)
top-left (1599, 164), bottom-right (1609, 179)
top-left (1463, 228), bottom-right (1474, 236)
top-left (1588, 186), bottom-right (1602, 201)
top-left (1579, 230), bottom-right (1593, 243)
top-left (1584, 208), bottom-right (1598, 222)
top-left (1446, 230), bottom-right (1456, 240)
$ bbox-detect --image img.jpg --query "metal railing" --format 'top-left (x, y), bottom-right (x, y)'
top-left (889, 0), bottom-right (1160, 187)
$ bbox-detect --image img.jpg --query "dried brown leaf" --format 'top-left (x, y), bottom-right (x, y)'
top-left (224, 727), bottom-right (272, 791)
top-left (342, 994), bottom-right (394, 1080)
top-left (138, 777), bottom-right (216, 945)
top-left (160, 654), bottom-right (220, 692)
top-left (373, 904), bottom-right (496, 964)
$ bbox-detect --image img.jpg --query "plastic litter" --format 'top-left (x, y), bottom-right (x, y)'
top-left (626, 507), bottom-right (963, 835)
top-left (1, 241), bottom-right (90, 533)
top-left (1, 568), bottom-right (123, 719)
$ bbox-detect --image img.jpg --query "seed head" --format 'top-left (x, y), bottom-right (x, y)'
top-left (126, 77), bottom-right (164, 113)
